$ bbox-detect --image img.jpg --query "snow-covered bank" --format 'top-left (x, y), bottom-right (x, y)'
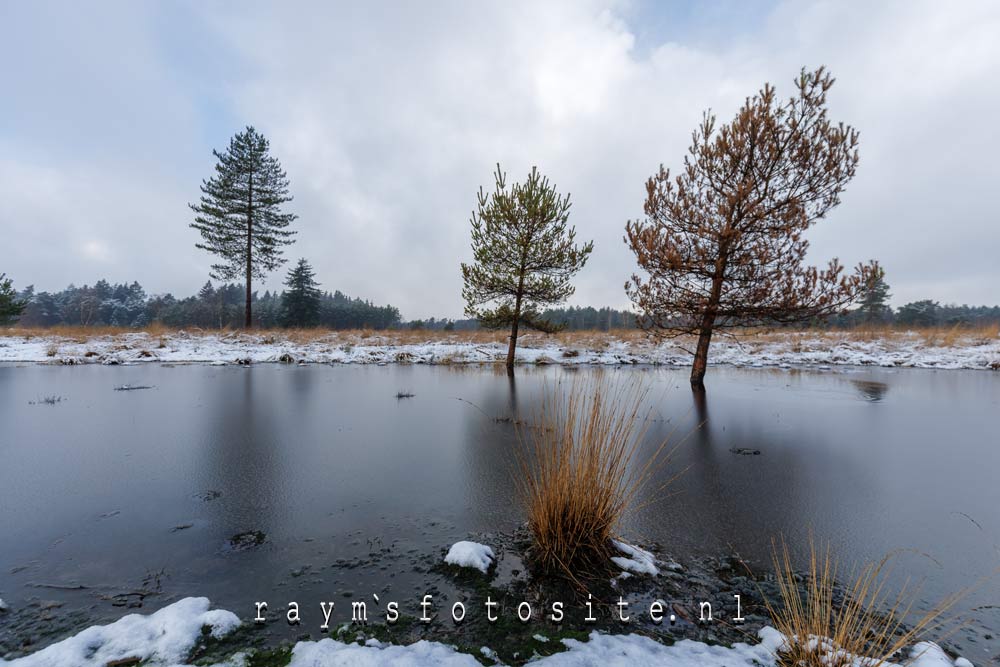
top-left (1, 330), bottom-right (998, 370)
top-left (0, 597), bottom-right (972, 666)
top-left (0, 597), bottom-right (239, 667)
top-left (444, 541), bottom-right (495, 573)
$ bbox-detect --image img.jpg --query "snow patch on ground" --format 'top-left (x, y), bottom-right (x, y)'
top-left (611, 540), bottom-right (659, 576)
top-left (0, 597), bottom-right (239, 666)
top-left (444, 541), bottom-right (495, 573)
top-left (288, 637), bottom-right (479, 666)
top-left (0, 598), bottom-right (972, 667)
top-left (2, 330), bottom-right (998, 371)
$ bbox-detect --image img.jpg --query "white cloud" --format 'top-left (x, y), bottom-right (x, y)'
top-left (1, 0), bottom-right (998, 316)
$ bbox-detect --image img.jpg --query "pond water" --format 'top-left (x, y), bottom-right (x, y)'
top-left (1, 363), bottom-right (998, 660)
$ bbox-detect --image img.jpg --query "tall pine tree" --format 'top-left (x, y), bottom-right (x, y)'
top-left (281, 258), bottom-right (322, 327)
top-left (190, 126), bottom-right (297, 328)
top-left (461, 165), bottom-right (593, 373)
top-left (0, 273), bottom-right (26, 325)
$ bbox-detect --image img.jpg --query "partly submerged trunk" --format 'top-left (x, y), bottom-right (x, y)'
top-left (691, 269), bottom-right (725, 389)
top-left (506, 302), bottom-right (521, 375)
top-left (506, 272), bottom-right (526, 375)
top-left (690, 325), bottom-right (713, 389)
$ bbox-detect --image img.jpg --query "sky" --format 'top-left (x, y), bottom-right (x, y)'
top-left (1, 0), bottom-right (998, 320)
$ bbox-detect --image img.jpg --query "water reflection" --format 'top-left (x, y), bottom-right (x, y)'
top-left (851, 379), bottom-right (890, 402)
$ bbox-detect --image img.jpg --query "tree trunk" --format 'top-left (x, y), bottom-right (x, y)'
top-left (690, 325), bottom-right (713, 389)
top-left (690, 270), bottom-right (725, 389)
top-left (245, 175), bottom-right (254, 329)
top-left (506, 303), bottom-right (520, 375)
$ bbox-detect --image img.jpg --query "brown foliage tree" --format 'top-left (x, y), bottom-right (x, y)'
top-left (625, 67), bottom-right (879, 389)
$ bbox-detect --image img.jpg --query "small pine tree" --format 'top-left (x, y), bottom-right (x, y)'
top-left (190, 126), bottom-right (297, 328)
top-left (461, 165), bottom-right (593, 372)
top-left (281, 258), bottom-right (322, 327)
top-left (0, 273), bottom-right (27, 325)
top-left (858, 272), bottom-right (892, 324)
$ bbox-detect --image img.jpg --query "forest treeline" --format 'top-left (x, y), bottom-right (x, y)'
top-left (11, 280), bottom-right (400, 330)
top-left (6, 278), bottom-right (1000, 331)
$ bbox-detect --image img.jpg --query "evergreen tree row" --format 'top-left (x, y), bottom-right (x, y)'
top-left (10, 266), bottom-right (400, 330)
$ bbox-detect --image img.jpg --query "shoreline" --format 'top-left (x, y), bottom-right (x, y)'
top-left (1, 330), bottom-right (998, 371)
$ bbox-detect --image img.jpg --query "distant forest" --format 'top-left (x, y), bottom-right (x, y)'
top-left (14, 280), bottom-right (400, 330)
top-left (7, 278), bottom-right (1000, 332)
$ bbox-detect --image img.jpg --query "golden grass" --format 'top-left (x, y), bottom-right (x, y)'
top-left (514, 376), bottom-right (674, 581)
top-left (764, 538), bottom-right (963, 667)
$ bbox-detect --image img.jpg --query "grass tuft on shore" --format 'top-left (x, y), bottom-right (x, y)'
top-left (764, 538), bottom-right (963, 667)
top-left (515, 376), bottom-right (674, 581)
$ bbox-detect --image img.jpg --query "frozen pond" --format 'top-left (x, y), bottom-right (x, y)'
top-left (1, 363), bottom-right (998, 659)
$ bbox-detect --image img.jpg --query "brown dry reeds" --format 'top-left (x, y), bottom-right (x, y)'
top-left (515, 376), bottom-right (674, 580)
top-left (764, 538), bottom-right (964, 667)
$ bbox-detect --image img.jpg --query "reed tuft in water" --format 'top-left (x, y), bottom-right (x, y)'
top-left (515, 376), bottom-right (674, 580)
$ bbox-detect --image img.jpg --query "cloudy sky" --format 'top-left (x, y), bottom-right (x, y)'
top-left (1, 0), bottom-right (997, 319)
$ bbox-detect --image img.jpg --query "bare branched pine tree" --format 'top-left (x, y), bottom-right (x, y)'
top-left (626, 67), bottom-right (879, 389)
top-left (462, 165), bottom-right (593, 373)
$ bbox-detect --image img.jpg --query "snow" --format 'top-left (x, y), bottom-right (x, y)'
top-left (611, 539), bottom-right (659, 576)
top-left (288, 638), bottom-right (480, 666)
top-left (444, 541), bottom-right (495, 573)
top-left (0, 597), bottom-right (239, 667)
top-left (0, 598), bottom-right (973, 667)
top-left (1, 329), bottom-right (998, 371)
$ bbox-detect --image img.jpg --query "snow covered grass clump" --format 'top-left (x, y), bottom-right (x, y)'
top-left (515, 377), bottom-right (674, 580)
top-left (444, 541), bottom-right (495, 573)
top-left (764, 539), bottom-right (965, 667)
top-left (0, 597), bottom-right (239, 667)
top-left (611, 539), bottom-right (659, 576)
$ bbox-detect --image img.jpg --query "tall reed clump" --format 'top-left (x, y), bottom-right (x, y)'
top-left (764, 538), bottom-right (964, 667)
top-left (515, 376), bottom-right (673, 579)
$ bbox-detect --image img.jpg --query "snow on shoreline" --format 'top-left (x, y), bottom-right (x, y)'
top-left (0, 330), bottom-right (998, 371)
top-left (444, 541), bottom-right (495, 573)
top-left (0, 597), bottom-right (972, 666)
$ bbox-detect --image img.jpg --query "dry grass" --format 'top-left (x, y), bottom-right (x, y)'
top-left (514, 376), bottom-right (674, 581)
top-left (764, 538), bottom-right (963, 667)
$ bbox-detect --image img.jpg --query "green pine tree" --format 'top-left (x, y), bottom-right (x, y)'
top-left (190, 126), bottom-right (297, 328)
top-left (281, 258), bottom-right (322, 328)
top-left (461, 165), bottom-right (594, 373)
top-left (859, 272), bottom-right (892, 324)
top-left (0, 273), bottom-right (27, 326)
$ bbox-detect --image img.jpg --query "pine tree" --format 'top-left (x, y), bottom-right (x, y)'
top-left (625, 67), bottom-right (880, 389)
top-left (0, 273), bottom-right (26, 325)
top-left (461, 165), bottom-right (593, 373)
top-left (858, 272), bottom-right (892, 324)
top-left (281, 258), bottom-right (322, 328)
top-left (190, 126), bottom-right (297, 328)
